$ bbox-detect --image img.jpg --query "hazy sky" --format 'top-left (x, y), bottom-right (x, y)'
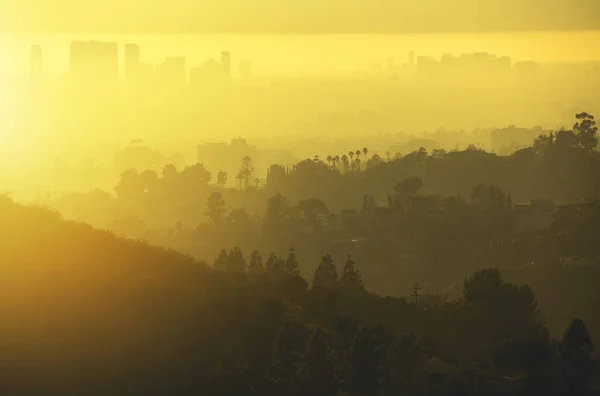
top-left (1, 0), bottom-right (599, 33)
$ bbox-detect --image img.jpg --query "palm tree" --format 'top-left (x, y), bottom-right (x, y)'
top-left (341, 155), bottom-right (350, 172)
top-left (355, 150), bottom-right (361, 159)
top-left (327, 155), bottom-right (333, 169)
top-left (363, 147), bottom-right (369, 162)
top-left (333, 155), bottom-right (341, 170)
top-left (349, 151), bottom-right (355, 160)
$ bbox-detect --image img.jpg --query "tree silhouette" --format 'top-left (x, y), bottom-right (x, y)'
top-left (248, 250), bottom-right (263, 273)
top-left (216, 171), bottom-right (228, 187)
top-left (560, 319), bottom-right (595, 393)
top-left (574, 112), bottom-right (598, 151)
top-left (312, 254), bottom-right (338, 290)
top-left (162, 164), bottom-right (178, 179)
top-left (228, 246), bottom-right (247, 272)
top-left (394, 177), bottom-right (423, 216)
top-left (206, 192), bottom-right (226, 226)
top-left (214, 249), bottom-right (229, 269)
top-left (265, 253), bottom-right (278, 272)
top-left (350, 327), bottom-right (386, 396)
top-left (363, 147), bottom-right (369, 162)
top-left (285, 248), bottom-right (300, 276)
top-left (239, 156), bottom-right (254, 189)
top-left (340, 255), bottom-right (364, 291)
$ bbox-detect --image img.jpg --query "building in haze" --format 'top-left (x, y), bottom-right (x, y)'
top-left (155, 57), bottom-right (187, 89)
top-left (70, 41), bottom-right (118, 81)
top-left (124, 43), bottom-right (140, 82)
top-left (197, 138), bottom-right (258, 183)
top-left (30, 45), bottom-right (43, 82)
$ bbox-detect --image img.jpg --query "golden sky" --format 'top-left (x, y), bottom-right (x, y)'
top-left (1, 0), bottom-right (599, 33)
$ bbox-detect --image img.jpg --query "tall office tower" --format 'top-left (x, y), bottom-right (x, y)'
top-left (239, 60), bottom-right (252, 80)
top-left (30, 45), bottom-right (43, 82)
top-left (124, 43), bottom-right (140, 82)
top-left (408, 51), bottom-right (415, 66)
top-left (221, 51), bottom-right (231, 80)
top-left (70, 41), bottom-right (118, 81)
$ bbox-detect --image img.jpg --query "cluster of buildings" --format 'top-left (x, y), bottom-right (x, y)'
top-left (29, 40), bottom-right (253, 90)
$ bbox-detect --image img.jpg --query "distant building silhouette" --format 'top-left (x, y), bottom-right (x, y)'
top-left (124, 43), bottom-right (140, 82)
top-left (197, 138), bottom-right (258, 180)
top-left (30, 45), bottom-right (43, 82)
top-left (155, 57), bottom-right (187, 89)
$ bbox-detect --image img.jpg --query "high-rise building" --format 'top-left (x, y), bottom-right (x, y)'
top-left (221, 51), bottom-right (231, 80)
top-left (124, 43), bottom-right (140, 82)
top-left (70, 41), bottom-right (118, 81)
top-left (408, 51), bottom-right (415, 66)
top-left (30, 45), bottom-right (43, 82)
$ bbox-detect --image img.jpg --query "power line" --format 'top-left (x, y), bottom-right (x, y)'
top-left (410, 282), bottom-right (422, 306)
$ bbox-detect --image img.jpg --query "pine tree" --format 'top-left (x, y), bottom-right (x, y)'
top-left (214, 249), bottom-right (229, 270)
top-left (340, 255), bottom-right (364, 291)
top-left (265, 253), bottom-right (277, 272)
top-left (285, 248), bottom-right (300, 276)
top-left (305, 328), bottom-right (342, 396)
top-left (350, 327), bottom-right (386, 396)
top-left (312, 254), bottom-right (338, 290)
top-left (248, 250), bottom-right (263, 272)
top-left (560, 319), bottom-right (595, 393)
top-left (272, 257), bottom-right (286, 275)
top-left (228, 246), bottom-right (247, 271)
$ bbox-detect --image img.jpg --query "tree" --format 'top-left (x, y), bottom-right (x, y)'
top-left (214, 249), bottom-right (229, 269)
top-left (394, 177), bottom-right (423, 216)
top-left (248, 250), bottom-right (263, 272)
top-left (305, 328), bottom-right (342, 396)
top-left (350, 327), bottom-right (386, 396)
top-left (361, 194), bottom-right (378, 213)
top-left (340, 255), bottom-right (364, 291)
top-left (560, 319), bottom-right (595, 393)
top-left (312, 254), bottom-right (338, 290)
top-left (239, 156), bottom-right (254, 189)
top-left (265, 253), bottom-right (278, 272)
top-left (341, 155), bottom-right (350, 172)
top-left (574, 112), bottom-right (598, 151)
top-left (390, 333), bottom-right (423, 396)
top-left (216, 171), bottom-right (228, 187)
top-left (180, 163), bottom-right (212, 188)
top-left (162, 164), bottom-right (178, 179)
top-left (296, 198), bottom-right (330, 229)
top-left (115, 169), bottom-right (142, 200)
top-left (266, 194), bottom-right (290, 228)
top-left (285, 248), bottom-right (300, 276)
top-left (228, 246), bottom-right (247, 271)
top-left (206, 192), bottom-right (226, 226)
top-left (366, 154), bottom-right (383, 169)
top-left (363, 147), bottom-right (369, 162)
top-left (267, 164), bottom-right (286, 187)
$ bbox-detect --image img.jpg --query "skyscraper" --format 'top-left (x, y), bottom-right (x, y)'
top-left (30, 45), bottom-right (43, 82)
top-left (124, 43), bottom-right (140, 82)
top-left (221, 51), bottom-right (231, 80)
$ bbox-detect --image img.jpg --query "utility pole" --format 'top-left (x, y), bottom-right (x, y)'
top-left (410, 282), bottom-right (422, 307)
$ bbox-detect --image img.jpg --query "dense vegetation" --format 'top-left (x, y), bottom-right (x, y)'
top-left (0, 196), bottom-right (598, 395)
